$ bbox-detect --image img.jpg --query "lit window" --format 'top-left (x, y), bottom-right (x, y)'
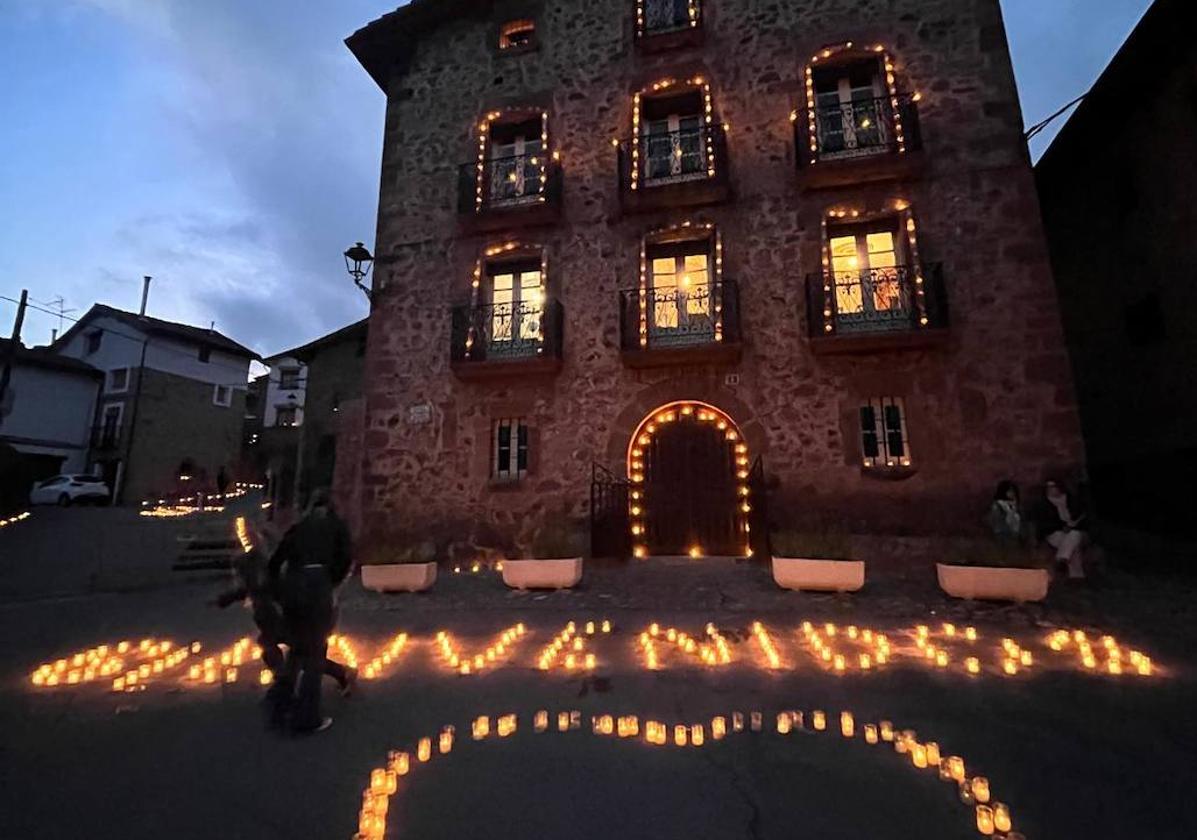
top-left (639, 0), bottom-right (700, 36)
top-left (485, 117), bottom-right (544, 205)
top-left (499, 19), bottom-right (535, 50)
top-left (493, 418), bottom-right (529, 481)
top-left (812, 58), bottom-right (894, 158)
top-left (641, 90), bottom-right (707, 184)
top-left (860, 397), bottom-right (911, 468)
top-left (645, 239), bottom-right (713, 344)
top-left (827, 219), bottom-right (911, 331)
top-left (107, 368), bottom-right (129, 393)
top-left (486, 258), bottom-right (543, 354)
top-left (213, 384), bottom-right (232, 407)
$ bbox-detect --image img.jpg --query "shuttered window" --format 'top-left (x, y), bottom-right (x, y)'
top-left (493, 418), bottom-right (529, 481)
top-left (860, 397), bottom-right (911, 468)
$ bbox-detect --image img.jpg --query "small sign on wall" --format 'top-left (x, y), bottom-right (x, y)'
top-left (724, 374), bottom-right (740, 387)
top-left (408, 402), bottom-right (433, 425)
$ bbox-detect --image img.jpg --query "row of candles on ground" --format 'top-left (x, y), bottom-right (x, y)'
top-left (536, 620), bottom-right (611, 670)
top-left (28, 622), bottom-right (1159, 690)
top-left (352, 708), bottom-right (1022, 840)
top-left (0, 510), bottom-right (31, 529)
top-left (435, 623), bottom-right (527, 675)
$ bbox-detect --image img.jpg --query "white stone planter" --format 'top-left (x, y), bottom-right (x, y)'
top-left (501, 557), bottom-right (583, 590)
top-left (360, 562), bottom-right (438, 593)
top-left (936, 563), bottom-right (1049, 602)
top-left (772, 557), bottom-right (865, 593)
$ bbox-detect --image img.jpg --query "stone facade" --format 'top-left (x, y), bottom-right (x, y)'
top-left (347, 0), bottom-right (1083, 551)
top-left (1036, 0), bottom-right (1194, 537)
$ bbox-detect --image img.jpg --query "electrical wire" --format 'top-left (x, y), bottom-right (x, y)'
top-left (1025, 92), bottom-right (1088, 142)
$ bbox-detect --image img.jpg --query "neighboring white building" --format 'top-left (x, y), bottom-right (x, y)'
top-left (52, 304), bottom-right (258, 503)
top-left (0, 339), bottom-right (103, 494)
top-left (262, 354), bottom-right (306, 429)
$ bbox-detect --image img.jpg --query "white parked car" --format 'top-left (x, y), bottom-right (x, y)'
top-left (29, 474), bottom-right (111, 506)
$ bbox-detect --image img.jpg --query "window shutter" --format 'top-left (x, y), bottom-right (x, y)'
top-left (859, 406), bottom-right (879, 459)
top-left (883, 404), bottom-right (905, 458)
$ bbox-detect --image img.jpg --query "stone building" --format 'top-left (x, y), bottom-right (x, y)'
top-left (1036, 0), bottom-right (1194, 538)
top-left (346, 0), bottom-right (1083, 557)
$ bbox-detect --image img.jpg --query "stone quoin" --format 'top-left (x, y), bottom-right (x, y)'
top-left (343, 0), bottom-right (1083, 558)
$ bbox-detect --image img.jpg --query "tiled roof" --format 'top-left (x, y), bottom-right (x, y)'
top-left (54, 304), bottom-right (259, 360)
top-left (0, 338), bottom-right (103, 377)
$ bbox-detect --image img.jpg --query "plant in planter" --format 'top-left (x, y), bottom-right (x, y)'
top-left (936, 539), bottom-right (1049, 603)
top-left (770, 529), bottom-right (865, 593)
top-left (501, 518), bottom-right (587, 590)
top-left (359, 538), bottom-right (439, 593)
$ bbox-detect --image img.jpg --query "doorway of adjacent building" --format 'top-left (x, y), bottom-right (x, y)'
top-left (628, 402), bottom-right (750, 557)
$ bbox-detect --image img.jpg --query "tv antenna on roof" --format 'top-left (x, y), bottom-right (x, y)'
top-left (37, 296), bottom-right (76, 342)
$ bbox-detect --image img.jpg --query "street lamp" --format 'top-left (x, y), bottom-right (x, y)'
top-left (344, 241), bottom-right (374, 301)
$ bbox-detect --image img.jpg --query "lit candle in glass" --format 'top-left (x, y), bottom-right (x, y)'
top-left (864, 724), bottom-right (878, 744)
top-left (812, 711), bottom-right (826, 731)
top-left (840, 712), bottom-right (854, 738)
top-left (975, 805), bottom-right (995, 835)
top-left (417, 738), bottom-right (431, 762)
top-left (880, 721), bottom-right (894, 741)
top-left (947, 756), bottom-right (966, 783)
top-left (674, 725), bottom-right (688, 746)
top-left (971, 776), bottom-right (991, 803)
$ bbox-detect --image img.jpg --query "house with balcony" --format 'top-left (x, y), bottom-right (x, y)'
top-left (345, 0), bottom-right (1082, 558)
top-left (52, 304), bottom-right (257, 504)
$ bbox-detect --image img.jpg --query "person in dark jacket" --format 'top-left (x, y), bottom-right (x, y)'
top-left (268, 489), bottom-right (353, 734)
top-left (1035, 478), bottom-right (1087, 579)
top-left (986, 479), bottom-right (1030, 543)
top-left (212, 517), bottom-right (354, 702)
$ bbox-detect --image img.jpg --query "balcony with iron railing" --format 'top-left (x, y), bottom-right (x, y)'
top-left (795, 94), bottom-right (924, 188)
top-left (450, 298), bottom-right (564, 379)
top-left (804, 263), bottom-right (948, 353)
top-left (635, 0), bottom-right (704, 51)
top-left (616, 123), bottom-right (730, 213)
top-left (619, 277), bottom-right (741, 367)
top-left (457, 153), bottom-right (563, 233)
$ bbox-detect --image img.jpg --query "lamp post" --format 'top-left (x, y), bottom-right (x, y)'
top-left (344, 242), bottom-right (374, 301)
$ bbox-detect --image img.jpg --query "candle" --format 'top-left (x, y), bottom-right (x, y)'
top-left (674, 725), bottom-right (688, 747)
top-left (947, 756), bottom-right (966, 783)
top-left (712, 716), bottom-right (726, 739)
top-left (864, 724), bottom-right (878, 744)
top-left (925, 742), bottom-right (941, 766)
top-left (840, 712), bottom-right (855, 738)
top-left (750, 712), bottom-right (762, 732)
top-left (971, 776), bottom-right (991, 803)
top-left (777, 713), bottom-right (792, 734)
top-left (812, 711), bottom-right (826, 731)
top-left (976, 805), bottom-right (995, 835)
top-left (534, 710), bottom-right (548, 732)
top-left (732, 712), bottom-right (744, 732)
top-left (370, 769), bottom-right (387, 793)
top-left (417, 738), bottom-right (431, 762)
top-left (965, 657), bottom-right (980, 674)
top-left (691, 724), bottom-right (704, 746)
top-left (911, 744), bottom-right (928, 768)
top-left (390, 751), bottom-right (409, 775)
top-left (993, 803), bottom-right (1012, 832)
top-left (880, 721), bottom-right (894, 741)
top-left (558, 712), bottom-right (569, 732)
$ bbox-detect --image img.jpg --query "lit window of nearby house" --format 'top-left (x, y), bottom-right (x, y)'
top-left (107, 367), bottom-right (130, 393)
top-left (85, 330), bottom-right (102, 355)
top-left (279, 368), bottom-right (302, 390)
top-left (198, 346), bottom-right (211, 363)
top-left (275, 407), bottom-right (298, 428)
top-left (860, 397), bottom-right (911, 468)
top-left (213, 384), bottom-right (233, 407)
top-left (493, 418), bottom-right (528, 481)
top-left (498, 19), bottom-right (536, 50)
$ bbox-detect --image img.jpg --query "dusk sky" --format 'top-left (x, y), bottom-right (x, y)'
top-left (0, 0), bottom-right (1152, 360)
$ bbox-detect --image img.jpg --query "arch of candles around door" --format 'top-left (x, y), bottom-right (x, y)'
top-left (626, 401), bottom-right (751, 559)
top-left (350, 706), bottom-right (1026, 840)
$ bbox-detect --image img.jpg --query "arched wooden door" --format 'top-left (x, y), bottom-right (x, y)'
top-left (640, 411), bottom-right (741, 556)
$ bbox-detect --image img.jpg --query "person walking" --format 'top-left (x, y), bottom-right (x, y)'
top-left (269, 489), bottom-right (353, 734)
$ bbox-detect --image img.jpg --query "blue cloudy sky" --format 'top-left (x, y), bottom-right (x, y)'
top-left (0, 0), bottom-right (1152, 358)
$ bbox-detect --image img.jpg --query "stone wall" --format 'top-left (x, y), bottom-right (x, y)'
top-left (352, 0), bottom-right (1084, 549)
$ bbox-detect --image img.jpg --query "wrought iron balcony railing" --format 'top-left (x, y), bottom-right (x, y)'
top-left (91, 424), bottom-right (122, 451)
top-left (805, 263), bottom-right (947, 339)
top-left (617, 123), bottom-right (729, 194)
top-left (796, 94), bottom-right (923, 165)
top-left (619, 277), bottom-right (741, 353)
top-left (451, 298), bottom-right (564, 366)
top-left (457, 154), bottom-right (563, 216)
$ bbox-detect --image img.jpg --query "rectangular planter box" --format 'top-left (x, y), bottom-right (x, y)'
top-left (936, 563), bottom-right (1049, 602)
top-left (772, 557), bottom-right (865, 592)
top-left (361, 562), bottom-right (437, 593)
top-left (501, 557), bottom-right (583, 590)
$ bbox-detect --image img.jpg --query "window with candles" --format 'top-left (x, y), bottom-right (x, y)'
top-left (646, 239), bottom-right (713, 341)
top-left (486, 117), bottom-right (544, 204)
top-left (640, 0), bottom-right (698, 35)
top-left (811, 57), bottom-right (893, 157)
top-left (275, 407), bottom-right (298, 428)
top-left (859, 397), bottom-right (911, 468)
top-left (641, 90), bottom-right (706, 183)
top-left (492, 418), bottom-right (529, 481)
top-left (827, 218), bottom-right (911, 329)
top-left (498, 19), bottom-right (536, 50)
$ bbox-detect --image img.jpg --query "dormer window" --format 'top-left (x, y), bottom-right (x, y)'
top-left (499, 19), bottom-right (536, 50)
top-left (638, 0), bottom-right (700, 37)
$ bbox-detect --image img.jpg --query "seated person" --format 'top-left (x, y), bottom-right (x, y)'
top-left (986, 479), bottom-right (1030, 544)
top-left (1035, 479), bottom-right (1087, 579)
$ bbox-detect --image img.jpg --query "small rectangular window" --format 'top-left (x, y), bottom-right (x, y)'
top-left (499, 19), bottom-right (536, 50)
top-left (198, 346), bottom-right (211, 363)
top-left (493, 417), bottom-right (529, 481)
top-left (213, 384), bottom-right (232, 407)
top-left (85, 330), bottom-right (102, 355)
top-left (107, 368), bottom-right (129, 393)
top-left (279, 368), bottom-right (301, 390)
top-left (860, 397), bottom-right (911, 468)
